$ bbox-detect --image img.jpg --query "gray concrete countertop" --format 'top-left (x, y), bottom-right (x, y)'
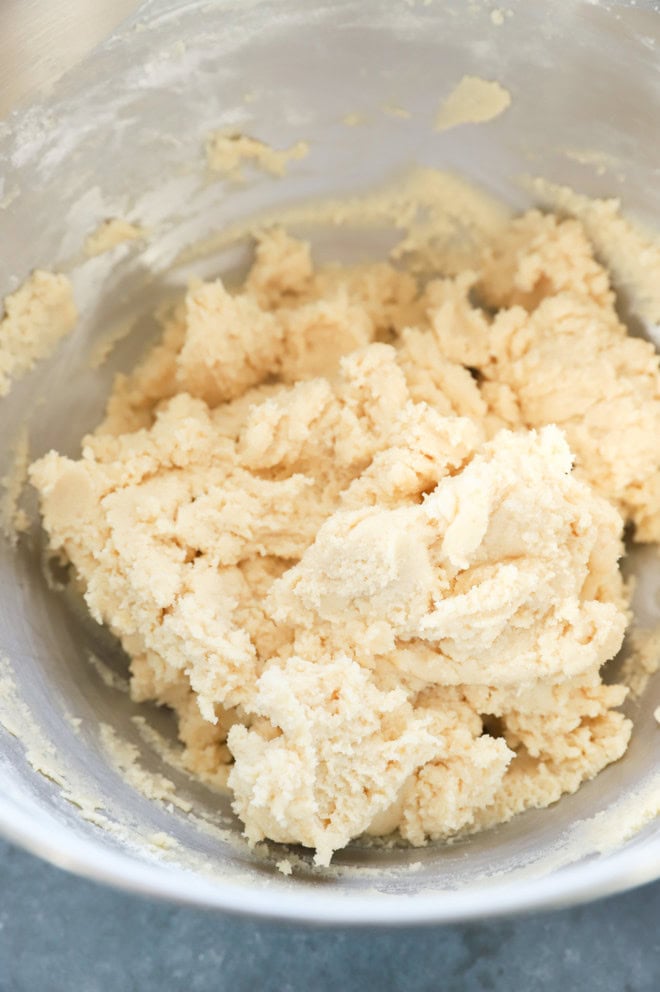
top-left (0, 837), bottom-right (658, 992)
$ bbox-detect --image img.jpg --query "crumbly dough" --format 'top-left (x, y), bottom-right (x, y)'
top-left (30, 205), bottom-right (659, 866)
top-left (528, 178), bottom-right (660, 324)
top-left (85, 218), bottom-right (145, 257)
top-left (435, 76), bottom-right (511, 132)
top-left (475, 211), bottom-right (660, 540)
top-left (206, 132), bottom-right (309, 181)
top-left (0, 270), bottom-right (76, 396)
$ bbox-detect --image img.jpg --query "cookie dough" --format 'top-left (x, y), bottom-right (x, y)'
top-left (0, 270), bottom-right (76, 396)
top-left (206, 132), bottom-right (309, 181)
top-left (85, 218), bottom-right (144, 257)
top-left (30, 208), bottom-right (659, 866)
top-left (435, 76), bottom-right (511, 131)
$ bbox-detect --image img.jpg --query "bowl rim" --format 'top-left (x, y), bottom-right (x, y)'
top-left (1, 797), bottom-right (658, 924)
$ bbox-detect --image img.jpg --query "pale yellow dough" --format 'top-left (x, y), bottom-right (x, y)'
top-left (85, 218), bottom-right (145, 257)
top-left (435, 76), bottom-right (511, 132)
top-left (0, 270), bottom-right (76, 396)
top-left (30, 205), bottom-right (660, 866)
top-left (206, 132), bottom-right (309, 181)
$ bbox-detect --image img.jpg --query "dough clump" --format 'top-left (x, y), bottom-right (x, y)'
top-left (31, 211), bottom-right (659, 865)
top-left (435, 76), bottom-right (511, 132)
top-left (0, 271), bottom-right (76, 396)
top-left (206, 132), bottom-right (309, 181)
top-left (85, 219), bottom-right (144, 257)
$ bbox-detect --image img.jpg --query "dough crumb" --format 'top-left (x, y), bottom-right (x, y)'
top-left (276, 858), bottom-right (293, 875)
top-left (206, 131), bottom-right (309, 181)
top-left (435, 76), bottom-right (511, 132)
top-left (85, 219), bottom-right (145, 257)
top-left (0, 270), bottom-right (76, 396)
top-left (149, 831), bottom-right (179, 851)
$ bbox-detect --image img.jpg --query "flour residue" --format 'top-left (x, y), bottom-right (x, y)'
top-left (0, 654), bottom-right (107, 828)
top-left (99, 723), bottom-right (193, 814)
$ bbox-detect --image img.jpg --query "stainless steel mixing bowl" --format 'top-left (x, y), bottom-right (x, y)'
top-left (0, 0), bottom-right (659, 924)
